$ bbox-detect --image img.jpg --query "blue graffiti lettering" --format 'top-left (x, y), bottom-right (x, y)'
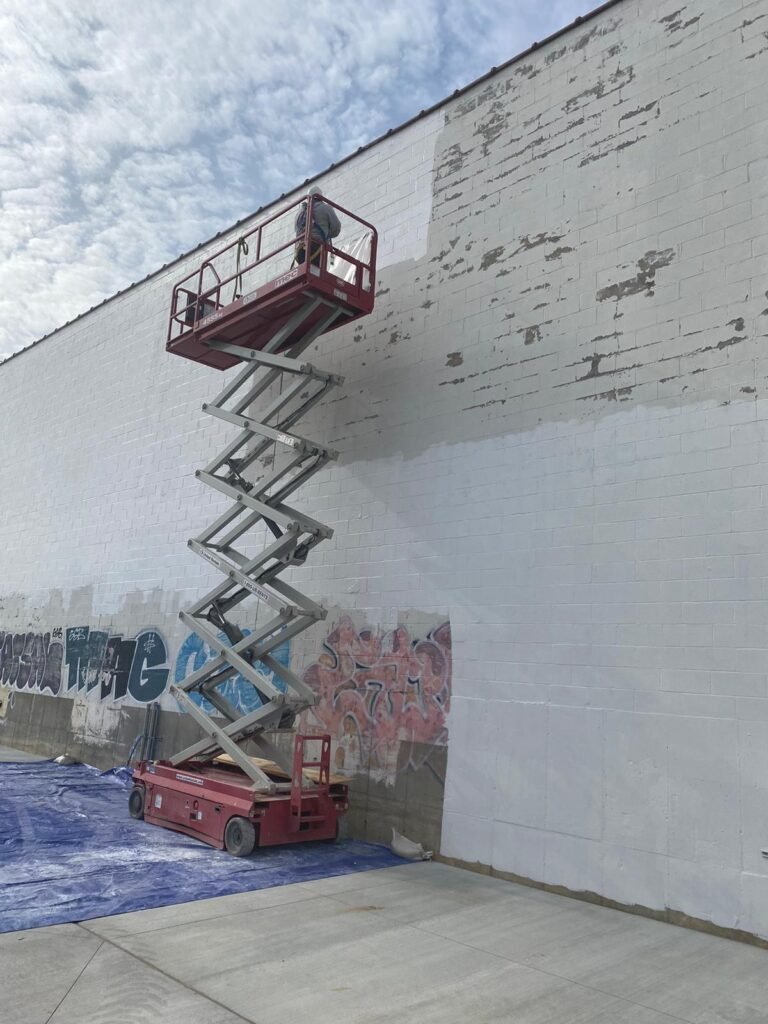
top-left (174, 630), bottom-right (289, 716)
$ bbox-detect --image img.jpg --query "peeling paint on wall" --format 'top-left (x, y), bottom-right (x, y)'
top-left (597, 249), bottom-right (676, 303)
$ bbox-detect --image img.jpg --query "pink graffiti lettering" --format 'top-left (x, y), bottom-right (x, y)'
top-left (303, 617), bottom-right (451, 778)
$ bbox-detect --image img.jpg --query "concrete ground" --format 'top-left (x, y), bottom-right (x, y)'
top-left (3, 743), bottom-right (767, 1023)
top-left (2, 861), bottom-right (766, 1024)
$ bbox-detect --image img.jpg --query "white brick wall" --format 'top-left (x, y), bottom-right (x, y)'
top-left (3, 0), bottom-right (768, 936)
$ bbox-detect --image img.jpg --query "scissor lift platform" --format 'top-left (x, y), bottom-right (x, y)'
top-left (167, 195), bottom-right (376, 370)
top-left (134, 194), bottom-right (377, 854)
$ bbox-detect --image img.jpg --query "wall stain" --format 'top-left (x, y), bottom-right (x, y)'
top-left (610, 65), bottom-right (635, 87)
top-left (439, 350), bottom-right (553, 393)
top-left (659, 9), bottom-right (701, 33)
top-left (462, 390), bottom-right (539, 413)
top-left (344, 414), bottom-right (380, 427)
top-left (571, 18), bottom-right (622, 54)
top-left (446, 352), bottom-right (463, 368)
top-left (448, 258), bottom-right (472, 279)
top-left (473, 101), bottom-right (510, 156)
top-left (436, 143), bottom-right (469, 179)
top-left (430, 247), bottom-right (452, 264)
top-left (714, 336), bottom-right (744, 350)
top-left (564, 63), bottom-right (636, 114)
top-left (514, 232), bottom-right (563, 254)
top-left (597, 249), bottom-right (675, 302)
top-left (582, 354), bottom-right (604, 380)
top-left (578, 385), bottom-right (634, 403)
top-left (745, 35), bottom-right (768, 61)
top-left (573, 25), bottom-right (601, 51)
top-left (513, 62), bottom-right (539, 80)
top-left (480, 246), bottom-right (505, 270)
top-left (579, 134), bottom-right (647, 167)
top-left (619, 100), bottom-right (660, 123)
top-left (546, 45), bottom-right (567, 65)
top-left (524, 325), bottom-right (542, 346)
top-left (564, 80), bottom-right (606, 113)
top-left (557, 353), bottom-right (641, 387)
top-left (545, 246), bottom-right (575, 261)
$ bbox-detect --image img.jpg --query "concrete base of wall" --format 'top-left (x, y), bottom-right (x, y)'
top-left (345, 744), bottom-right (447, 853)
top-left (436, 853), bottom-right (768, 952)
top-left (0, 690), bottom-right (189, 768)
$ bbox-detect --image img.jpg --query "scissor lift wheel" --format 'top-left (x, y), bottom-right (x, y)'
top-left (128, 786), bottom-right (145, 820)
top-left (224, 817), bottom-right (256, 856)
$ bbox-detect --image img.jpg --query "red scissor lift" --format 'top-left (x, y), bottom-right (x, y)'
top-left (130, 196), bottom-right (377, 855)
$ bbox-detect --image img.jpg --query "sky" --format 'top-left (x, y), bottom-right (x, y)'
top-left (0, 0), bottom-right (588, 362)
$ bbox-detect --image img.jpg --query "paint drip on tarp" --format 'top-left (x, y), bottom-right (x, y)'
top-left (0, 760), bottom-right (405, 933)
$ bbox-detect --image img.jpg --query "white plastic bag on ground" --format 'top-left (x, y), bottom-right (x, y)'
top-left (391, 827), bottom-right (433, 861)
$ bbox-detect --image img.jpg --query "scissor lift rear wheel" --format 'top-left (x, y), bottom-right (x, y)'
top-left (224, 816), bottom-right (256, 857)
top-left (128, 785), bottom-right (145, 820)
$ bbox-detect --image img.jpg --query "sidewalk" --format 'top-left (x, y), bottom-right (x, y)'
top-left (4, 858), bottom-right (766, 1024)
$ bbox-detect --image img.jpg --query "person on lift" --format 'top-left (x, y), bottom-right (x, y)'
top-left (294, 186), bottom-right (341, 267)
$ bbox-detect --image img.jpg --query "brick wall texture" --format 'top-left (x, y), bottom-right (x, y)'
top-left (2, 0), bottom-right (768, 936)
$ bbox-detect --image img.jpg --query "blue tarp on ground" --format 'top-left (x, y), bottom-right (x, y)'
top-left (0, 760), bottom-right (404, 934)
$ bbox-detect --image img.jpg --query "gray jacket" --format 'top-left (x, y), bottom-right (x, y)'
top-left (296, 200), bottom-right (341, 244)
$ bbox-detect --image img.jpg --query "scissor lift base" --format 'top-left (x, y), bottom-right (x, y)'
top-left (132, 739), bottom-right (347, 852)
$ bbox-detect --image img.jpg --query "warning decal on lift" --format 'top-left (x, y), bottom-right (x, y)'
top-left (175, 773), bottom-right (205, 786)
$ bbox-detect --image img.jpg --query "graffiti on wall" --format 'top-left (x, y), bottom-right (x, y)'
top-left (174, 630), bottom-right (291, 716)
top-left (303, 617), bottom-right (451, 783)
top-left (0, 629), bottom-right (64, 696)
top-left (0, 626), bottom-right (170, 704)
top-left (0, 615), bottom-right (452, 777)
top-left (64, 627), bottom-right (169, 703)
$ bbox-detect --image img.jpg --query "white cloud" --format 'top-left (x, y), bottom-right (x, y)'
top-left (0, 0), bottom-right (589, 361)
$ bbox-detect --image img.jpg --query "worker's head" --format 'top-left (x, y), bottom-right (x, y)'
top-left (308, 185), bottom-right (323, 198)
